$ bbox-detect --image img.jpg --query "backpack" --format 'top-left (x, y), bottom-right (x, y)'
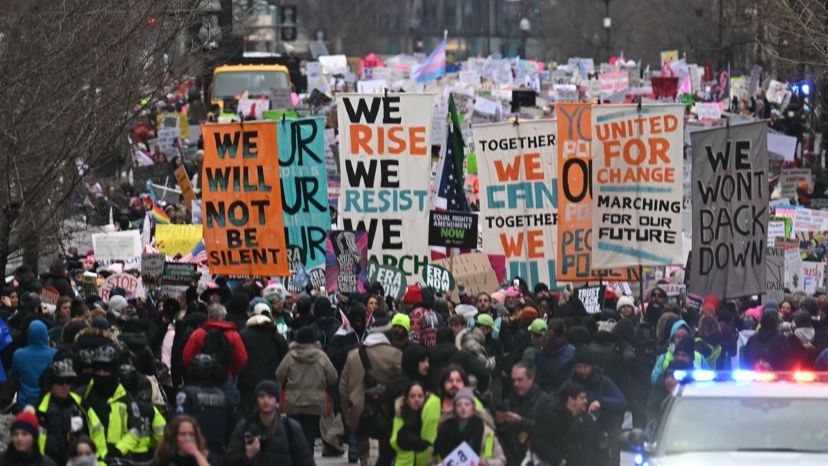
top-left (200, 327), bottom-right (231, 380)
top-left (357, 346), bottom-right (390, 439)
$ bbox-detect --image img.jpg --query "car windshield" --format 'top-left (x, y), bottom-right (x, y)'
top-left (660, 397), bottom-right (828, 455)
top-left (214, 70), bottom-right (289, 100)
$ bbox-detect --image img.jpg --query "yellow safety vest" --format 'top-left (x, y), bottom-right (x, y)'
top-left (37, 391), bottom-right (109, 461)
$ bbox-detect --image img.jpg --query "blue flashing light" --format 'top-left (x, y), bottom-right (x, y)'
top-left (732, 370), bottom-right (755, 382)
top-left (691, 370), bottom-right (716, 382)
top-left (673, 370), bottom-right (688, 381)
top-left (802, 84), bottom-right (811, 95)
top-left (634, 453), bottom-right (644, 465)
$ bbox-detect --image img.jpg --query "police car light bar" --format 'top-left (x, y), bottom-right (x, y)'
top-left (673, 370), bottom-right (818, 383)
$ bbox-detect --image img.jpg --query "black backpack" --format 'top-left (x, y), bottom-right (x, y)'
top-left (357, 346), bottom-right (390, 439)
top-left (201, 327), bottom-right (231, 380)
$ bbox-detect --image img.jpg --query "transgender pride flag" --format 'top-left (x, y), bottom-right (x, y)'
top-left (413, 39), bottom-right (447, 82)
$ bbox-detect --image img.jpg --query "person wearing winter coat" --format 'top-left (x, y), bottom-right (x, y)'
top-left (529, 328), bottom-right (574, 393)
top-left (497, 363), bottom-right (554, 466)
top-left (428, 328), bottom-right (490, 394)
top-left (238, 311), bottom-right (289, 418)
top-left (786, 311), bottom-right (818, 370)
top-left (651, 320), bottom-right (709, 384)
top-left (694, 313), bottom-right (725, 370)
top-left (328, 304), bottom-right (369, 375)
top-left (276, 326), bottom-right (338, 450)
top-left (182, 304), bottom-right (248, 379)
top-left (225, 381), bottom-right (314, 466)
top-left (13, 321), bottom-right (57, 411)
top-left (311, 297), bottom-right (338, 352)
top-left (119, 318), bottom-right (157, 377)
top-left (339, 325), bottom-right (401, 466)
top-left (568, 347), bottom-right (627, 466)
top-left (41, 259), bottom-right (74, 299)
top-left (390, 382), bottom-right (440, 466)
top-left (1, 408), bottom-right (58, 466)
top-left (735, 306), bottom-right (761, 368)
top-left (431, 388), bottom-right (505, 466)
top-left (531, 381), bottom-right (603, 466)
top-left (455, 317), bottom-right (496, 373)
top-left (744, 312), bottom-right (792, 371)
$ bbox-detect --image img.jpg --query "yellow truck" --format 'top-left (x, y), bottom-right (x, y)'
top-left (211, 63), bottom-right (292, 111)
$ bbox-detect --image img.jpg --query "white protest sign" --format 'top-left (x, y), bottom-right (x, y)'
top-left (768, 132), bottom-right (797, 162)
top-left (459, 70), bottom-right (480, 85)
top-left (793, 208), bottom-right (828, 233)
top-left (92, 230), bottom-right (142, 262)
top-left (696, 103), bottom-right (722, 121)
top-left (357, 80), bottom-right (387, 94)
top-left (157, 127), bottom-right (180, 156)
top-left (270, 87), bottom-right (295, 109)
top-left (141, 253), bottom-right (166, 280)
top-left (663, 283), bottom-right (686, 296)
top-left (238, 99), bottom-right (269, 120)
top-left (767, 220), bottom-right (787, 247)
top-left (766, 80), bottom-right (787, 104)
top-left (191, 200), bottom-right (202, 224)
top-left (319, 55), bottom-right (349, 75)
top-left (766, 247), bottom-right (785, 303)
top-left (99, 273), bottom-right (144, 302)
top-left (799, 261), bottom-right (825, 294)
top-left (780, 169), bottom-right (812, 199)
top-left (473, 97), bottom-right (499, 115)
top-left (438, 442), bottom-right (479, 466)
top-left (600, 71), bottom-right (628, 94)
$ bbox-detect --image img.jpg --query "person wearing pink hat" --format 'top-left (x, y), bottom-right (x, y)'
top-left (735, 306), bottom-right (761, 369)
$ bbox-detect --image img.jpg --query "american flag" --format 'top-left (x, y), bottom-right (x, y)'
top-left (180, 239), bottom-right (207, 264)
top-left (431, 95), bottom-right (471, 260)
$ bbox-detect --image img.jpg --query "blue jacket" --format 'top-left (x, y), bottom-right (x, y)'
top-left (534, 340), bottom-right (575, 393)
top-left (13, 320), bottom-right (57, 409)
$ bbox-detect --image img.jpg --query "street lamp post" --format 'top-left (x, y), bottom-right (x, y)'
top-left (518, 17), bottom-right (531, 58)
top-left (603, 0), bottom-right (611, 62)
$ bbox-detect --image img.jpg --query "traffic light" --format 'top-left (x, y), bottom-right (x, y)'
top-left (280, 5), bottom-right (297, 42)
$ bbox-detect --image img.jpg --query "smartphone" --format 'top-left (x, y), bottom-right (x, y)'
top-left (513, 279), bottom-right (519, 289)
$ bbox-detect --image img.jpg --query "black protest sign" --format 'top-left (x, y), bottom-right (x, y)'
top-left (428, 211), bottom-right (478, 249)
top-left (690, 121), bottom-right (768, 299)
top-left (577, 285), bottom-right (606, 314)
top-left (133, 164), bottom-right (171, 192)
top-left (163, 262), bottom-right (197, 286)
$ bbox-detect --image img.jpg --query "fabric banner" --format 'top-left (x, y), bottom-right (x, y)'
top-left (155, 224), bottom-right (202, 257)
top-left (326, 231), bottom-right (369, 294)
top-left (591, 104), bottom-right (684, 268)
top-left (473, 120), bottom-right (558, 287)
top-left (201, 122), bottom-right (289, 276)
top-left (277, 117), bottom-right (330, 289)
top-left (92, 230), bottom-right (141, 262)
top-left (336, 94), bottom-right (433, 280)
top-left (690, 122), bottom-right (768, 299)
top-left (556, 104), bottom-right (638, 282)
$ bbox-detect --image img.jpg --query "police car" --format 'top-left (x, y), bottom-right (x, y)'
top-left (621, 370), bottom-right (828, 465)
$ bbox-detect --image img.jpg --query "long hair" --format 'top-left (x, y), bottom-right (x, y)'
top-left (154, 415), bottom-right (208, 464)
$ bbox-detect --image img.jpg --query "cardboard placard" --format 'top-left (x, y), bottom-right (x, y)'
top-left (141, 252), bottom-right (166, 281)
top-left (326, 230), bottom-right (369, 294)
top-left (155, 224), bottom-right (202, 257)
top-left (431, 252), bottom-right (499, 301)
top-left (428, 211), bottom-right (478, 249)
top-left (100, 273), bottom-right (144, 302)
top-left (133, 164), bottom-right (171, 192)
top-left (577, 285), bottom-right (606, 314)
top-left (174, 166), bottom-right (195, 203)
top-left (92, 230), bottom-right (142, 262)
top-left (39, 286), bottom-right (61, 305)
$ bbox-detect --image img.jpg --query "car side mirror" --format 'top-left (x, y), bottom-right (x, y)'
top-left (618, 428), bottom-right (649, 452)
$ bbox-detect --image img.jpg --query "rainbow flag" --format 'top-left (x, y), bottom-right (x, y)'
top-left (142, 196), bottom-right (170, 224)
top-left (413, 39), bottom-right (447, 83)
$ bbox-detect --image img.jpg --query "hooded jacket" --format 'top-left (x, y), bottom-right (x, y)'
top-left (276, 342), bottom-right (337, 417)
top-left (743, 325), bottom-right (791, 371)
top-left (651, 320), bottom-right (709, 384)
top-left (239, 316), bottom-right (289, 391)
top-left (311, 297), bottom-right (337, 352)
top-left (182, 320), bottom-right (248, 377)
top-left (13, 321), bottom-right (57, 408)
top-left (339, 332), bottom-right (402, 432)
top-left (532, 337), bottom-right (574, 393)
top-left (569, 366), bottom-right (627, 435)
top-left (456, 328), bottom-right (495, 372)
top-left (428, 341), bottom-right (491, 394)
top-left (390, 394), bottom-right (441, 466)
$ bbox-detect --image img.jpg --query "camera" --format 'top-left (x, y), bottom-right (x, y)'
top-left (244, 432), bottom-right (263, 445)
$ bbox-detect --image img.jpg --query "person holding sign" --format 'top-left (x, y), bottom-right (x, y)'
top-left (431, 388), bottom-right (505, 466)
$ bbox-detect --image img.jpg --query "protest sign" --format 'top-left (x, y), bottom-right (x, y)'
top-left (766, 247), bottom-right (785, 303)
top-left (793, 208), bottom-right (828, 233)
top-left (591, 104), bottom-right (684, 269)
top-left (191, 200), bottom-right (202, 225)
top-left (767, 220), bottom-right (787, 247)
top-left (577, 285), bottom-right (606, 314)
top-left (278, 117), bottom-right (330, 289)
top-left (767, 133), bottom-right (797, 161)
top-left (432, 253), bottom-right (499, 301)
top-left (238, 99), bottom-right (269, 120)
top-left (556, 104), bottom-right (638, 282)
top-left (600, 71), bottom-right (628, 94)
top-left (162, 262), bottom-right (197, 286)
top-left (141, 252), bottom-right (166, 281)
top-left (774, 236), bottom-right (799, 249)
top-left (696, 103), bottom-right (722, 122)
top-left (799, 261), bottom-right (825, 294)
top-left (660, 50), bottom-right (678, 66)
top-left (100, 273), bottom-right (143, 302)
top-left (473, 120), bottom-right (558, 287)
top-left (422, 264), bottom-right (455, 293)
top-left (766, 80), bottom-right (787, 104)
top-left (157, 127), bottom-right (180, 156)
top-left (270, 87), bottom-right (295, 110)
top-left (662, 283), bottom-right (686, 297)
top-left (319, 55), bottom-right (349, 75)
top-left (133, 164), bottom-right (171, 191)
top-left (357, 80), bottom-right (387, 94)
top-left (690, 121), bottom-right (768, 299)
top-left (652, 77), bottom-right (678, 100)
top-left (336, 93), bottom-right (433, 280)
top-left (438, 442), bottom-right (479, 466)
top-left (201, 122), bottom-right (289, 276)
top-left (324, 128), bottom-right (340, 177)
top-left (326, 231), bottom-right (369, 294)
top-left (92, 230), bottom-right (141, 262)
top-left (155, 224), bottom-right (202, 257)
top-left (174, 166), bottom-right (196, 203)
top-left (428, 211), bottom-right (478, 249)
top-left (785, 248), bottom-right (802, 290)
top-left (39, 286), bottom-right (60, 306)
top-left (367, 263), bottom-right (407, 299)
top-left (157, 112), bottom-right (190, 140)
top-left (553, 85), bottom-right (579, 103)
top-left (779, 169), bottom-right (811, 199)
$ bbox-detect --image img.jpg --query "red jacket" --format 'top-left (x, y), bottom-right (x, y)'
top-left (182, 320), bottom-right (248, 377)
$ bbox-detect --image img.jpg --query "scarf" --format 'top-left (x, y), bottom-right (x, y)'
top-left (433, 416), bottom-right (485, 459)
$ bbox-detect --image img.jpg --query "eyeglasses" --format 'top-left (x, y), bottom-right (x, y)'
top-left (54, 378), bottom-right (74, 386)
top-left (651, 293), bottom-right (666, 299)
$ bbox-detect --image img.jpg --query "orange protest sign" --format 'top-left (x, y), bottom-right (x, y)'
top-left (175, 166), bottom-right (196, 204)
top-left (556, 104), bottom-right (638, 282)
top-left (201, 122), bottom-right (289, 276)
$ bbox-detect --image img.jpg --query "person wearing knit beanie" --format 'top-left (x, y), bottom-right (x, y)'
top-left (702, 295), bottom-right (719, 313)
top-left (616, 296), bottom-right (635, 318)
top-left (402, 285), bottom-right (422, 306)
top-left (453, 387), bottom-right (475, 406)
top-left (6, 406), bottom-right (51, 466)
